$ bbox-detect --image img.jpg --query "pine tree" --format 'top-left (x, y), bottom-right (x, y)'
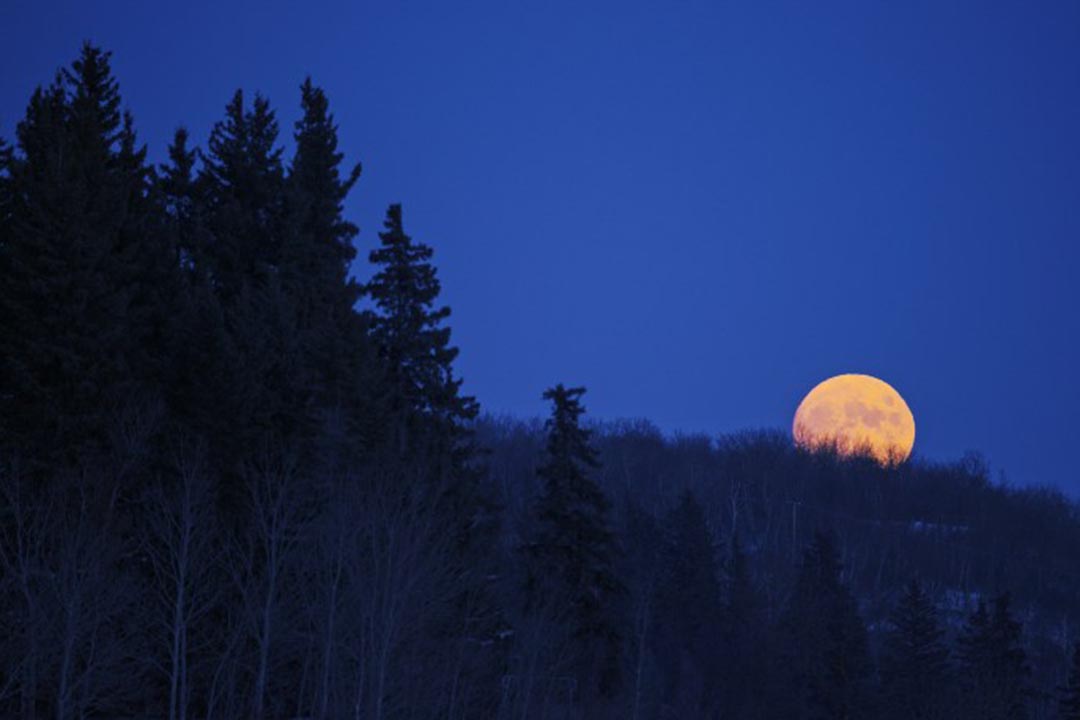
top-left (198, 90), bottom-right (325, 475)
top-left (652, 490), bottom-right (723, 716)
top-left (158, 128), bottom-right (208, 278)
top-left (364, 203), bottom-right (478, 453)
top-left (779, 532), bottom-right (872, 720)
top-left (1061, 640), bottom-right (1080, 720)
top-left (0, 44), bottom-right (167, 464)
top-left (880, 580), bottom-right (951, 720)
top-left (362, 200), bottom-right (492, 559)
top-left (200, 89), bottom-right (285, 302)
top-left (523, 384), bottom-right (623, 702)
top-left (957, 594), bottom-right (1031, 720)
top-left (284, 78), bottom-right (362, 319)
top-left (723, 535), bottom-right (768, 719)
top-left (362, 203), bottom-right (500, 717)
top-left (283, 79), bottom-right (378, 444)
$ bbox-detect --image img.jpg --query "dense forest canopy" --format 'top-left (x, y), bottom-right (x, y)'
top-left (1, 45), bottom-right (1080, 720)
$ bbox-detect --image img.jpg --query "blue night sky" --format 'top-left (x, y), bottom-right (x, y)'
top-left (3, 1), bottom-right (1079, 492)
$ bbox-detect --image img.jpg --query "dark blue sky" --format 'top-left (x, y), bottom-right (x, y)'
top-left (4, 1), bottom-right (1079, 493)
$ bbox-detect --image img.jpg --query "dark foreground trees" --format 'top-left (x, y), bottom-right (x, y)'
top-left (778, 531), bottom-right (873, 720)
top-left (879, 580), bottom-right (952, 719)
top-left (515, 385), bottom-right (623, 715)
top-left (957, 594), bottom-right (1032, 720)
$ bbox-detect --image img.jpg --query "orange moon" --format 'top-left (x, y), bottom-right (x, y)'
top-left (793, 374), bottom-right (915, 465)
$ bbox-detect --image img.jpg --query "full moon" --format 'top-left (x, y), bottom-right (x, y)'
top-left (793, 374), bottom-right (915, 465)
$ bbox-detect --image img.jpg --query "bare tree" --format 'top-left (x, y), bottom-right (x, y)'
top-left (140, 439), bottom-right (218, 720)
top-left (48, 470), bottom-right (142, 720)
top-left (0, 460), bottom-right (51, 720)
top-left (297, 475), bottom-right (351, 720)
top-left (226, 446), bottom-right (307, 720)
top-left (337, 463), bottom-right (467, 720)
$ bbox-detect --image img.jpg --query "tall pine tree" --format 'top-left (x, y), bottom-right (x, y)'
top-left (284, 78), bottom-right (362, 320)
top-left (200, 89), bottom-right (285, 303)
top-left (364, 203), bottom-right (478, 455)
top-left (880, 579), bottom-right (952, 720)
top-left (778, 531), bottom-right (872, 720)
top-left (652, 490), bottom-right (724, 717)
top-left (283, 79), bottom-right (378, 453)
top-left (957, 594), bottom-right (1031, 720)
top-left (0, 44), bottom-right (167, 464)
top-left (362, 203), bottom-right (500, 718)
top-left (522, 385), bottom-right (623, 703)
top-left (722, 535), bottom-right (768, 720)
top-left (158, 127), bottom-right (207, 278)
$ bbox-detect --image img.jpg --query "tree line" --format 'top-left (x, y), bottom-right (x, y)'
top-left (1, 45), bottom-right (1080, 720)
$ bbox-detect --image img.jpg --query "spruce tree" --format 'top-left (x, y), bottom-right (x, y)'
top-left (200, 89), bottom-right (285, 302)
top-left (880, 580), bottom-right (951, 720)
top-left (723, 535), bottom-right (768, 719)
top-left (957, 594), bottom-right (1031, 720)
top-left (0, 44), bottom-right (166, 464)
top-left (362, 201), bottom-right (491, 556)
top-left (284, 78), bottom-right (362, 319)
top-left (652, 490), bottom-right (723, 715)
top-left (365, 203), bottom-right (478, 453)
top-left (779, 532), bottom-right (872, 720)
top-left (158, 128), bottom-right (207, 277)
top-left (363, 203), bottom-right (500, 717)
top-left (283, 79), bottom-right (378, 444)
top-left (523, 384), bottom-right (623, 702)
top-left (1062, 640), bottom-right (1080, 720)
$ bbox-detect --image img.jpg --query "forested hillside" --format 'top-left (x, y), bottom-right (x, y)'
top-left (1, 45), bottom-right (1079, 720)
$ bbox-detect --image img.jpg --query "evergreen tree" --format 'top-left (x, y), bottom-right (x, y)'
top-left (363, 204), bottom-right (500, 718)
top-left (957, 594), bottom-right (1031, 720)
top-left (723, 535), bottom-right (768, 719)
top-left (652, 490), bottom-right (723, 716)
top-left (200, 89), bottom-right (285, 302)
top-left (159, 127), bottom-right (208, 278)
top-left (0, 44), bottom-right (167, 464)
top-left (362, 199), bottom-right (491, 547)
top-left (284, 78), bottom-right (362, 320)
top-left (364, 204), bottom-right (478, 453)
top-left (283, 79), bottom-right (379, 449)
top-left (880, 580), bottom-right (951, 720)
top-left (523, 384), bottom-right (623, 702)
top-left (779, 531), bottom-right (872, 720)
top-left (1062, 640), bottom-right (1080, 720)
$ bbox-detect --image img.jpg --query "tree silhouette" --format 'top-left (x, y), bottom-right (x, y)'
top-left (779, 531), bottom-right (872, 720)
top-left (201, 89), bottom-right (285, 302)
top-left (880, 579), bottom-right (952, 719)
top-left (652, 490), bottom-right (723, 716)
top-left (957, 594), bottom-right (1031, 720)
top-left (0, 43), bottom-right (166, 465)
top-left (365, 203), bottom-right (478, 453)
top-left (523, 384), bottom-right (623, 704)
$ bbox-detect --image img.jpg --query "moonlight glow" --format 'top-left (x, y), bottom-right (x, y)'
top-left (793, 374), bottom-right (915, 465)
